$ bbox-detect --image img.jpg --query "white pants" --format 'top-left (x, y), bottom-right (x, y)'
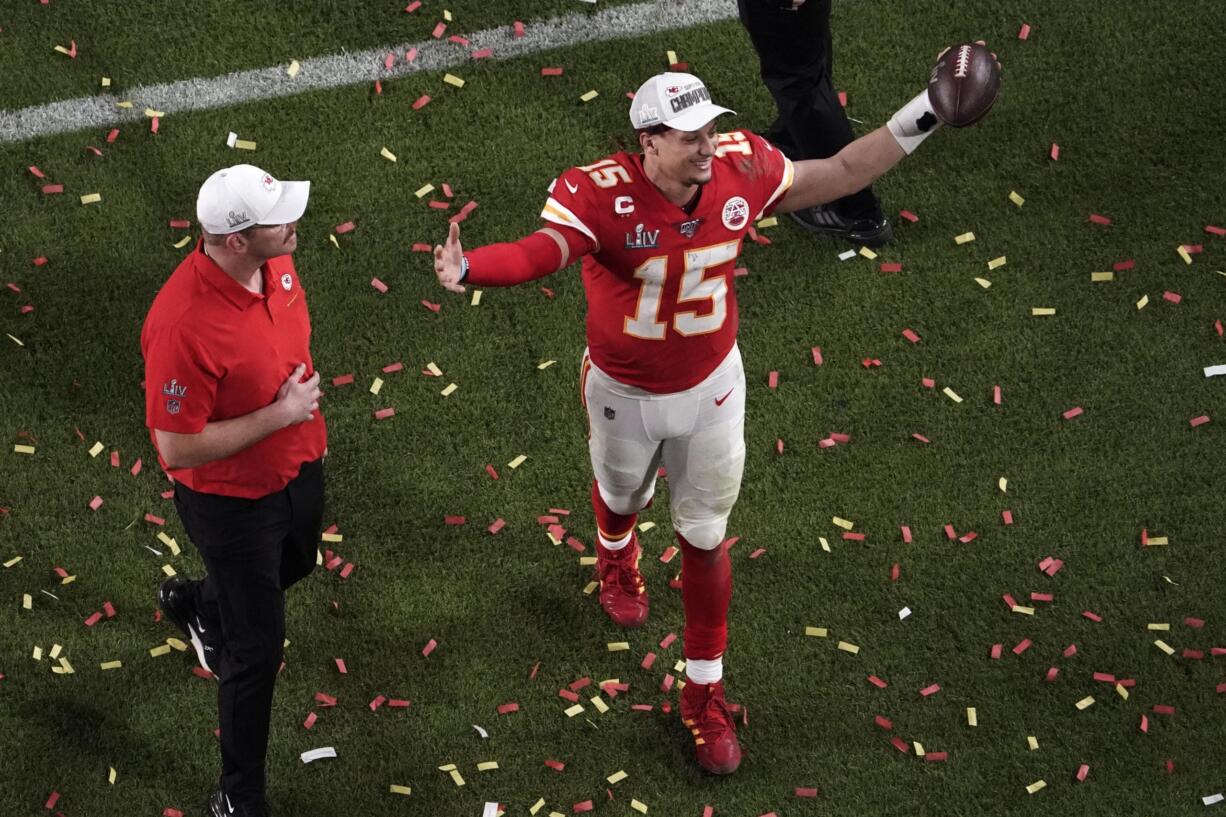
top-left (581, 345), bottom-right (746, 551)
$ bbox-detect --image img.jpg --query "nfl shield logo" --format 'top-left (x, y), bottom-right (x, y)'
top-left (166, 399), bottom-right (181, 415)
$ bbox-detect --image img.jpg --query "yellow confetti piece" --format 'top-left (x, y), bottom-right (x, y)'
top-left (1154, 639), bottom-right (1175, 655)
top-left (53, 44), bottom-right (73, 55)
top-left (1031, 307), bottom-right (1056, 316)
top-left (1026, 780), bottom-right (1046, 795)
top-left (441, 382), bottom-right (458, 397)
top-left (819, 537), bottom-right (830, 552)
top-left (471, 290), bottom-right (483, 306)
top-left (443, 9), bottom-right (453, 21)
top-left (1178, 245), bottom-right (1193, 264)
top-left (837, 641), bottom-right (860, 654)
top-left (443, 73), bottom-right (466, 88)
top-left (234, 139), bottom-right (257, 151)
top-left (22, 594), bottom-right (32, 610)
top-left (591, 696), bottom-right (609, 713)
top-left (564, 703), bottom-right (585, 717)
top-left (80, 193), bottom-right (102, 205)
top-left (578, 556), bottom-right (596, 567)
top-left (60, 574), bottom-right (76, 585)
top-left (804, 626), bottom-right (828, 638)
top-left (13, 444), bottom-right (35, 455)
top-left (537, 360), bottom-right (556, 370)
top-left (1147, 536), bottom-right (1168, 545)
top-left (89, 441), bottom-right (105, 457)
top-left (637, 521), bottom-right (655, 532)
top-left (414, 183), bottom-right (436, 198)
top-left (1027, 736), bottom-right (1039, 751)
top-left (530, 798), bottom-right (545, 815)
top-left (580, 90), bottom-right (599, 102)
top-left (4, 556), bottom-right (21, 568)
top-left (438, 763), bottom-right (457, 771)
top-left (53, 657), bottom-right (75, 674)
top-left (116, 100), bottom-right (134, 109)
top-left (546, 530), bottom-right (562, 546)
top-left (998, 477), bottom-right (1008, 492)
top-left (974, 277), bottom-right (992, 289)
top-left (149, 644), bottom-right (172, 657)
top-left (144, 107), bottom-right (165, 118)
top-left (673, 660), bottom-right (687, 673)
top-left (1147, 622), bottom-right (1170, 631)
top-left (1115, 683), bottom-right (1129, 700)
top-left (988, 256), bottom-right (1007, 270)
top-left (954, 231), bottom-right (976, 244)
top-left (858, 246), bottom-right (877, 260)
top-left (32, 645), bottom-right (43, 660)
top-left (967, 707), bottom-right (977, 726)
top-left (1136, 294), bottom-right (1150, 310)
top-left (158, 530), bottom-right (179, 550)
top-left (162, 563), bottom-right (177, 577)
top-left (477, 761), bottom-right (499, 772)
top-left (389, 784), bottom-right (411, 796)
top-left (631, 800), bottom-right (648, 815)
top-left (173, 235), bottom-right (192, 249)
top-left (832, 516), bottom-right (854, 530)
top-left (607, 770), bottom-right (628, 784)
top-left (287, 60), bottom-right (301, 77)
top-left (166, 637), bottom-right (188, 652)
top-left (607, 642), bottom-right (630, 652)
top-left (1091, 271), bottom-right (1114, 282)
top-left (1012, 605), bottom-right (1035, 616)
top-left (101, 77), bottom-right (111, 87)
top-left (508, 454), bottom-right (527, 469)
top-left (321, 532), bottom-right (343, 543)
top-left (426, 362), bottom-right (443, 376)
top-left (108, 767), bottom-right (117, 785)
top-left (913, 742), bottom-right (925, 757)
top-left (370, 377), bottom-right (384, 395)
top-left (1009, 191), bottom-right (1024, 207)
top-left (942, 386), bottom-right (963, 403)
top-left (1075, 696), bottom-right (1095, 710)
top-left (756, 216), bottom-right (778, 229)
top-left (582, 580), bottom-right (598, 595)
top-left (449, 769), bottom-right (465, 787)
top-left (667, 50), bottom-right (678, 64)
top-left (100, 660), bottom-right (123, 670)
top-left (380, 147), bottom-right (397, 162)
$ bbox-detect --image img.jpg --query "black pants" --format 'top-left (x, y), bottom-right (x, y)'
top-left (173, 458), bottom-right (325, 804)
top-left (737, 0), bottom-right (879, 218)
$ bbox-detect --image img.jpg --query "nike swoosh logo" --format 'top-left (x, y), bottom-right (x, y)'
top-left (715, 388), bottom-right (734, 406)
top-left (565, 180), bottom-right (579, 195)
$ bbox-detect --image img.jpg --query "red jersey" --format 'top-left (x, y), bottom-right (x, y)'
top-left (141, 243), bottom-right (327, 499)
top-left (541, 130), bottom-right (793, 393)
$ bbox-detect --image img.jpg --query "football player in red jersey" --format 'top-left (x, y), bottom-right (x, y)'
top-left (434, 69), bottom-right (987, 774)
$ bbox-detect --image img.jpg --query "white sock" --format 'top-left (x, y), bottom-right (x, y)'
top-left (685, 656), bottom-right (723, 685)
top-left (598, 529), bottom-right (633, 551)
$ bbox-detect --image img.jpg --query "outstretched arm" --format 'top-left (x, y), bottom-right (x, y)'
top-left (432, 221), bottom-right (591, 293)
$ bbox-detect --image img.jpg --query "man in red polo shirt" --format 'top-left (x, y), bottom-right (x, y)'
top-left (141, 164), bottom-right (325, 817)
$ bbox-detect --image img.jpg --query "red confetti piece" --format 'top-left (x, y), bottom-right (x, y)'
top-left (1153, 704), bottom-right (1176, 715)
top-left (163, 809), bottom-right (183, 817)
top-left (448, 35), bottom-right (470, 46)
top-left (544, 759), bottom-right (565, 771)
top-left (989, 644), bottom-right (1003, 660)
top-left (890, 563), bottom-right (900, 582)
top-left (432, 22), bottom-right (447, 38)
top-left (1075, 764), bottom-right (1089, 782)
top-left (661, 674), bottom-right (675, 692)
top-left (89, 495), bottom-right (103, 511)
top-left (1206, 224), bottom-right (1226, 236)
top-left (404, 1), bottom-right (421, 11)
top-left (314, 692), bottom-right (337, 707)
top-left (881, 262), bottom-right (903, 273)
top-left (151, 117), bottom-right (159, 134)
top-left (514, 21), bottom-right (525, 37)
top-left (811, 346), bottom-right (823, 365)
top-left (640, 652), bottom-right (657, 670)
top-left (842, 532), bottom-right (865, 541)
top-left (943, 524), bottom-right (956, 540)
top-left (106, 128), bottom-right (119, 143)
top-left (1031, 592), bottom-right (1053, 602)
top-left (775, 438), bottom-right (784, 454)
top-left (838, 90), bottom-right (848, 107)
top-left (334, 221), bottom-right (356, 235)
top-left (630, 704), bottom-right (653, 712)
top-left (660, 632), bottom-right (677, 649)
top-left (795, 787), bottom-right (819, 798)
top-left (573, 800), bottom-right (594, 813)
top-left (911, 433), bottom-right (930, 444)
top-left (1183, 244), bottom-right (1204, 254)
top-left (919, 683), bottom-right (941, 697)
top-left (541, 67), bottom-right (564, 76)
top-left (472, 48), bottom-right (493, 59)
top-left (1049, 143), bottom-right (1060, 161)
top-left (868, 675), bottom-right (888, 689)
top-left (370, 278), bottom-right (388, 294)
top-left (748, 547), bottom-right (766, 559)
top-left (1185, 617), bottom-right (1205, 629)
top-left (41, 184), bottom-right (64, 194)
top-left (899, 209), bottom-right (919, 223)
top-left (925, 752), bottom-right (948, 762)
top-left (1082, 610), bottom-right (1103, 622)
top-left (1002, 510), bottom-right (1014, 525)
top-left (890, 736), bottom-right (910, 753)
top-left (335, 658), bottom-right (347, 674)
top-left (28, 166), bottom-right (46, 179)
top-left (1139, 714), bottom-right (1149, 733)
top-left (1012, 639), bottom-right (1032, 655)
top-left (444, 515), bottom-right (466, 525)
top-left (767, 370), bottom-right (779, 389)
top-left (993, 385), bottom-right (1002, 405)
top-left (145, 512), bottom-right (164, 525)
top-left (1092, 672), bottom-right (1115, 683)
top-left (1191, 415), bottom-right (1210, 427)
top-left (488, 518), bottom-right (506, 535)
top-left (1216, 320), bottom-right (1223, 337)
top-left (497, 702), bottom-right (520, 715)
top-left (405, 48), bottom-right (418, 63)
top-left (421, 300), bottom-right (441, 313)
top-left (1002, 593), bottom-right (1018, 609)
top-left (1163, 291), bottom-right (1182, 304)
top-left (902, 328), bottom-right (920, 343)
top-left (103, 601), bottom-right (116, 617)
top-left (109, 450), bottom-right (120, 468)
top-left (901, 526), bottom-right (912, 543)
top-left (331, 374), bottom-right (354, 386)
top-left (1062, 406), bottom-right (1084, 420)
top-left (428, 200), bottom-right (451, 210)
top-left (1044, 666), bottom-right (1059, 682)
top-left (412, 95), bottom-right (431, 110)
top-left (1018, 22), bottom-right (1031, 39)
top-left (485, 464), bottom-right (499, 480)
top-left (958, 532), bottom-right (977, 543)
top-left (84, 611), bottom-right (102, 627)
top-left (33, 257), bottom-right (48, 266)
top-left (566, 536), bottom-right (586, 553)
top-left (304, 711), bottom-right (318, 729)
top-left (874, 715), bottom-right (892, 730)
top-left (1183, 648), bottom-right (1204, 660)
top-left (421, 639), bottom-right (437, 657)
top-left (373, 408), bottom-right (395, 420)
top-left (387, 698), bottom-right (411, 708)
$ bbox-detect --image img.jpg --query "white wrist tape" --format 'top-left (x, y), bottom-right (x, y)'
top-left (887, 89), bottom-right (942, 155)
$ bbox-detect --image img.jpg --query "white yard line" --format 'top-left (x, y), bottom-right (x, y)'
top-left (0, 0), bottom-right (738, 144)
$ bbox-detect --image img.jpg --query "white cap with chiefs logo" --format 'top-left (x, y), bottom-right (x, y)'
top-left (629, 72), bottom-right (736, 132)
top-left (196, 164), bottom-right (311, 235)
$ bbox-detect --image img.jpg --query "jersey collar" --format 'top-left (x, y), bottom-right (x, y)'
top-left (192, 241), bottom-right (267, 310)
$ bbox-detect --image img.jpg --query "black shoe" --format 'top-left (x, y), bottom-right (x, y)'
top-left (789, 205), bottom-right (894, 248)
top-left (157, 578), bottom-right (222, 674)
top-left (208, 789), bottom-right (269, 817)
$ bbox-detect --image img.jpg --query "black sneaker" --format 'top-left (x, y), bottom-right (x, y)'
top-left (208, 789), bottom-right (269, 817)
top-left (157, 578), bottom-right (222, 675)
top-left (789, 205), bottom-right (894, 248)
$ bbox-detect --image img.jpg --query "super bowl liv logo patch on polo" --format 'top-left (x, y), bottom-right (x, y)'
top-left (281, 273), bottom-right (293, 291)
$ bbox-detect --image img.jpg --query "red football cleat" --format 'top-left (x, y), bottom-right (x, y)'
top-left (680, 679), bottom-right (742, 775)
top-left (595, 536), bottom-right (649, 628)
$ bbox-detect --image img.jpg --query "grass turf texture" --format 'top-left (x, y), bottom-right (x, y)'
top-left (2, 1), bottom-right (1225, 815)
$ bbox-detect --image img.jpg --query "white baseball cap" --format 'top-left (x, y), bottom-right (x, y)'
top-left (196, 164), bottom-right (310, 235)
top-left (629, 72), bottom-right (736, 132)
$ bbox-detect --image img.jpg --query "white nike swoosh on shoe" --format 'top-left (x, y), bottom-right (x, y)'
top-left (187, 622), bottom-right (216, 674)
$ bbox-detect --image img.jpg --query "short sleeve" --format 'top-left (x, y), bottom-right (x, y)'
top-left (737, 131), bottom-right (795, 219)
top-left (540, 167), bottom-right (601, 253)
top-left (143, 323), bottom-right (219, 434)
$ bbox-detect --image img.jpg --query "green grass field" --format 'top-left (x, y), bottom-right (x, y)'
top-left (2, 1), bottom-right (1225, 815)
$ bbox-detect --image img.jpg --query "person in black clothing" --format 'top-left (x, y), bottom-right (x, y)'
top-left (737, 0), bottom-right (892, 246)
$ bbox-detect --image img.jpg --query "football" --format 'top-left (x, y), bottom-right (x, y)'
top-left (928, 42), bottom-right (1001, 127)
